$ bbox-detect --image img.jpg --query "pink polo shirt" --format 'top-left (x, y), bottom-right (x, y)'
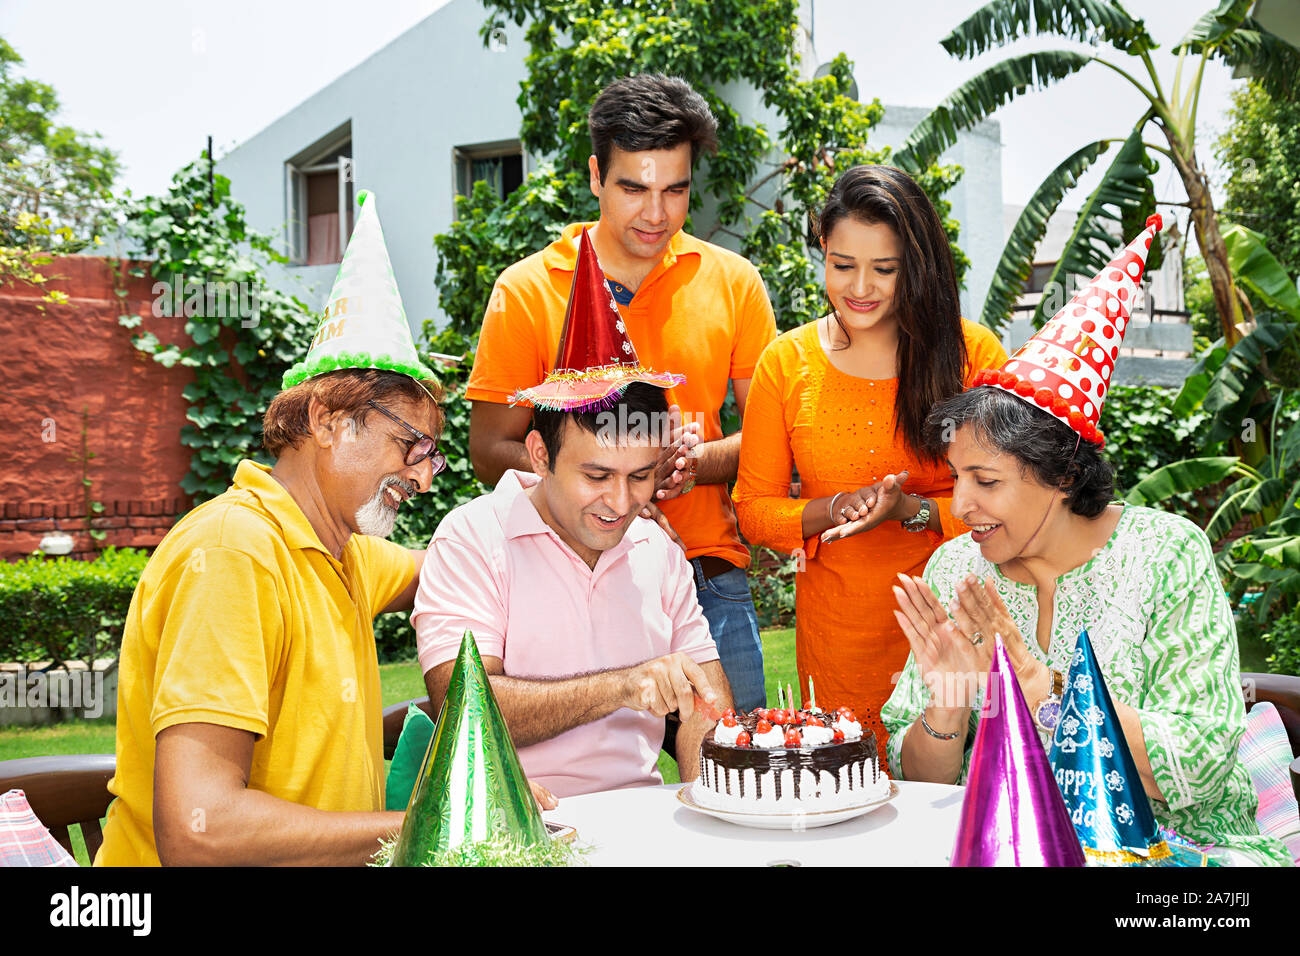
top-left (411, 470), bottom-right (719, 797)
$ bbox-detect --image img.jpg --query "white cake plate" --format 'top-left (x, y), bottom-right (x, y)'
top-left (675, 780), bottom-right (899, 830)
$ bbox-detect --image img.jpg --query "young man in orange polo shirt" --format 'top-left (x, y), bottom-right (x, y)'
top-left (466, 74), bottom-right (777, 711)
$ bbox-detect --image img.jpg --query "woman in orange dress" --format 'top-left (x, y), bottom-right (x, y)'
top-left (733, 165), bottom-right (1007, 766)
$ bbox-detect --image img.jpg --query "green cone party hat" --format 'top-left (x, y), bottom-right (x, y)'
top-left (281, 190), bottom-right (437, 389)
top-left (388, 631), bottom-right (549, 865)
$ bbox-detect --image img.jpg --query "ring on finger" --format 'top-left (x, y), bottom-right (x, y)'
top-left (970, 630), bottom-right (985, 647)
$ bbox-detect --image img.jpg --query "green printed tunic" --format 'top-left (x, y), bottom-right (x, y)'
top-left (881, 505), bottom-right (1292, 866)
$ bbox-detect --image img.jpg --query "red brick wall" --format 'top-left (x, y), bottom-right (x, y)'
top-left (0, 257), bottom-right (194, 560)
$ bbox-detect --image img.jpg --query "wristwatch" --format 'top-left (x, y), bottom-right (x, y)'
top-left (900, 494), bottom-right (931, 532)
top-left (1032, 668), bottom-right (1065, 734)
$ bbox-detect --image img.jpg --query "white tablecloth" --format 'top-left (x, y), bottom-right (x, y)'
top-left (542, 780), bottom-right (965, 866)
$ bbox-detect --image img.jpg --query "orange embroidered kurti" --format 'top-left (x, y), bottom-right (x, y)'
top-left (734, 319), bottom-right (1007, 766)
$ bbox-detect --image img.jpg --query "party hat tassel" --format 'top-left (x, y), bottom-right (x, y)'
top-left (951, 636), bottom-right (1086, 866)
top-left (510, 227), bottom-right (684, 411)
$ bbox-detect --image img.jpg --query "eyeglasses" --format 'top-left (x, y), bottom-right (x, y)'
top-left (366, 400), bottom-right (447, 475)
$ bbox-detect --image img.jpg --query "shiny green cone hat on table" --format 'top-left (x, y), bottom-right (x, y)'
top-left (388, 631), bottom-right (549, 865)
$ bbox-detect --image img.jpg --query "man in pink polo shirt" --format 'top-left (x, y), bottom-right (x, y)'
top-left (411, 381), bottom-right (732, 797)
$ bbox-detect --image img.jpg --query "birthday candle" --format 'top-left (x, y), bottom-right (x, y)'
top-left (809, 676), bottom-right (816, 710)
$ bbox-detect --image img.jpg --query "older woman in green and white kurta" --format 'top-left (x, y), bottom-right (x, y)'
top-left (881, 387), bottom-right (1291, 867)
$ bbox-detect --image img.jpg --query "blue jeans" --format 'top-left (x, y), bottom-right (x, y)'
top-left (691, 560), bottom-right (766, 711)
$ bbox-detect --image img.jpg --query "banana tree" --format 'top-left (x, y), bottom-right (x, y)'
top-left (893, 0), bottom-right (1300, 349)
top-left (1124, 228), bottom-right (1300, 618)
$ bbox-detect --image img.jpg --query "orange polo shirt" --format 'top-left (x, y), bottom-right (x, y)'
top-left (468, 222), bottom-right (778, 568)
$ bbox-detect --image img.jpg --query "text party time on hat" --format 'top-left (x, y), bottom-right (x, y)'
top-left (510, 227), bottom-right (684, 413)
top-left (972, 214), bottom-right (1163, 447)
top-left (282, 190), bottom-right (437, 390)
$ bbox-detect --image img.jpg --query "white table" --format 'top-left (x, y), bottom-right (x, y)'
top-left (542, 780), bottom-right (965, 866)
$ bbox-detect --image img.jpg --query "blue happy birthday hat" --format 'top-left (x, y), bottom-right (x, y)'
top-left (1048, 631), bottom-right (1200, 866)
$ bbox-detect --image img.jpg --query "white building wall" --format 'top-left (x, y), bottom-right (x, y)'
top-left (870, 105), bottom-right (1004, 326)
top-left (217, 0), bottom-right (530, 335)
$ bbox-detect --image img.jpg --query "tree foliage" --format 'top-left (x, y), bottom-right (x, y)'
top-left (119, 156), bottom-right (317, 501)
top-left (893, 0), bottom-right (1300, 343)
top-left (433, 0), bottom-right (966, 337)
top-left (1215, 79), bottom-right (1300, 282)
top-left (0, 37), bottom-right (119, 251)
top-left (0, 36), bottom-right (121, 306)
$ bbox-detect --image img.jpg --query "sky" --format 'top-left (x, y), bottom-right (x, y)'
top-left (1, 0), bottom-right (1242, 215)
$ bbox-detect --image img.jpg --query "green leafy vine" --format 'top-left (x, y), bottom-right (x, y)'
top-left (119, 154), bottom-right (317, 501)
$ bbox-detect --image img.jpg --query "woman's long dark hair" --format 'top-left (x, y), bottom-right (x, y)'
top-left (814, 165), bottom-right (968, 460)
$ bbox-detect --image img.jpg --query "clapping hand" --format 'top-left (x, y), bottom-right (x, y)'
top-left (822, 471), bottom-right (911, 543)
top-left (892, 572), bottom-right (989, 710)
top-left (949, 574), bottom-right (1046, 700)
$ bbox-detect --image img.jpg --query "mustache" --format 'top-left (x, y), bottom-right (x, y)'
top-left (381, 475), bottom-right (417, 500)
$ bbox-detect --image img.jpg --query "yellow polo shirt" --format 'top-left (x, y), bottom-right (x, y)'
top-left (96, 460), bottom-right (414, 866)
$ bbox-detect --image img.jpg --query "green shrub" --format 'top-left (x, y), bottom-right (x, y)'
top-left (0, 548), bottom-right (148, 665)
top-left (1103, 384), bottom-right (1213, 522)
top-left (1260, 602), bottom-right (1300, 676)
top-left (749, 546), bottom-right (797, 631)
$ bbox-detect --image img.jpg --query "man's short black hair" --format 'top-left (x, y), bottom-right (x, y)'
top-left (588, 74), bottom-right (719, 184)
top-left (923, 386), bottom-right (1115, 518)
top-left (531, 381), bottom-right (672, 468)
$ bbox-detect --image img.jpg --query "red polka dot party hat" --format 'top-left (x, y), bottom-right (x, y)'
top-left (972, 214), bottom-right (1163, 447)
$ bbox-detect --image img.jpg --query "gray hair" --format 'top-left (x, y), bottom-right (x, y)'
top-left (922, 387), bottom-right (1115, 518)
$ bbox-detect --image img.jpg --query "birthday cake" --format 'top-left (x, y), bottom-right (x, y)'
top-left (691, 706), bottom-right (889, 814)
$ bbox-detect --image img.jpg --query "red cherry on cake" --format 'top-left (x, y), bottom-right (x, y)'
top-left (735, 730), bottom-right (751, 747)
top-left (756, 719), bottom-right (773, 735)
top-left (722, 708), bottom-right (736, 720)
top-left (806, 716), bottom-right (825, 728)
top-left (832, 728), bottom-right (845, 742)
top-left (721, 714), bottom-right (737, 728)
top-left (840, 709), bottom-right (858, 723)
top-left (784, 729), bottom-right (802, 747)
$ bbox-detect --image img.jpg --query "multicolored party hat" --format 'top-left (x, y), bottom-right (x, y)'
top-left (1048, 631), bottom-right (1201, 866)
top-left (971, 214), bottom-right (1164, 447)
top-left (509, 227), bottom-right (684, 411)
top-left (388, 631), bottom-right (549, 865)
top-left (282, 190), bottom-right (437, 388)
top-left (951, 636), bottom-right (1086, 867)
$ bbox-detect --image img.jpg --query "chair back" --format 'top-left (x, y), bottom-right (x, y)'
top-left (383, 697), bottom-right (434, 760)
top-left (1241, 672), bottom-right (1300, 807)
top-left (1242, 673), bottom-right (1300, 755)
top-left (0, 754), bottom-right (115, 861)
